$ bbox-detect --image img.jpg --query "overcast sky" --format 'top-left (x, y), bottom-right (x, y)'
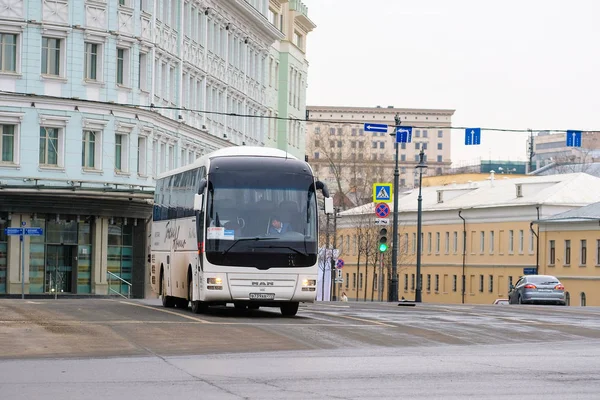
top-left (301, 0), bottom-right (600, 166)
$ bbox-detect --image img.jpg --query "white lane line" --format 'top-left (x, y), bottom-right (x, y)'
top-left (306, 310), bottom-right (395, 327)
top-left (119, 301), bottom-right (212, 323)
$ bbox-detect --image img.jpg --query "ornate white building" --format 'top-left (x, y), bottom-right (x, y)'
top-left (0, 0), bottom-right (314, 297)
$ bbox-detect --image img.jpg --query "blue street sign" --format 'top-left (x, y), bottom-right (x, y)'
top-left (24, 228), bottom-right (44, 236)
top-left (363, 123), bottom-right (388, 133)
top-left (396, 126), bottom-right (413, 143)
top-left (566, 130), bottom-right (582, 147)
top-left (4, 228), bottom-right (23, 236)
top-left (523, 267), bottom-right (537, 275)
top-left (373, 183), bottom-right (392, 202)
top-left (465, 128), bottom-right (481, 145)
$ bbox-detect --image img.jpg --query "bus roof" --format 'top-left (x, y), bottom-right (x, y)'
top-left (157, 146), bottom-right (300, 179)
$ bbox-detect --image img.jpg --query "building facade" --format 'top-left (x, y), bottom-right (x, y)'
top-left (0, 0), bottom-right (313, 297)
top-left (306, 106), bottom-right (455, 207)
top-left (529, 131), bottom-right (600, 171)
top-left (333, 173), bottom-right (600, 304)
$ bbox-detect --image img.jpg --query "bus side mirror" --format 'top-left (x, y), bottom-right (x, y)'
top-left (324, 197), bottom-right (334, 215)
top-left (198, 178), bottom-right (207, 194)
top-left (316, 180), bottom-right (330, 198)
top-left (193, 194), bottom-right (204, 211)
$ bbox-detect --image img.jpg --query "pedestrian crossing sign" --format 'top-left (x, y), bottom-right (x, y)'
top-left (373, 183), bottom-right (392, 203)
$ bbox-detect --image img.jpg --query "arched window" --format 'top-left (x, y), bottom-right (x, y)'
top-left (565, 292), bottom-right (570, 306)
top-left (581, 292), bottom-right (586, 307)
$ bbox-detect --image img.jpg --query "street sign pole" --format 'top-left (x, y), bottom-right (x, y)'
top-left (20, 233), bottom-right (24, 299)
top-left (389, 114), bottom-right (401, 302)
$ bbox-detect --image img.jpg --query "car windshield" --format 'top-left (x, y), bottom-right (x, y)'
top-left (528, 276), bottom-right (559, 285)
top-left (204, 164), bottom-right (318, 268)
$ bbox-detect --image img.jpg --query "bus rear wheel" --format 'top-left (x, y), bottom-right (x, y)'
top-left (280, 302), bottom-right (299, 317)
top-left (161, 272), bottom-right (175, 308)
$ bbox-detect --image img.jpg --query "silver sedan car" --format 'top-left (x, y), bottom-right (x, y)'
top-left (508, 275), bottom-right (566, 305)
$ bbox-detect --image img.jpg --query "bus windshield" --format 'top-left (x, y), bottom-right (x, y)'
top-left (204, 166), bottom-right (318, 268)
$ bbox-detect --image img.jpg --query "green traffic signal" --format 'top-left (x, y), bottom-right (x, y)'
top-left (378, 228), bottom-right (388, 252)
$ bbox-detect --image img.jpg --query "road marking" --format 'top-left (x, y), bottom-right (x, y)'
top-left (307, 310), bottom-right (395, 327)
top-left (119, 301), bottom-right (212, 324)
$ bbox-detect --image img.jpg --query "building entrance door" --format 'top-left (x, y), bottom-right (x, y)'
top-left (45, 245), bottom-right (77, 293)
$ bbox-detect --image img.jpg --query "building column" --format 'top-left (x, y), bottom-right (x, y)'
top-left (7, 214), bottom-right (30, 295)
top-left (92, 217), bottom-right (108, 295)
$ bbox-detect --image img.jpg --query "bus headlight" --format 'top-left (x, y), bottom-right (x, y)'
top-left (302, 279), bottom-right (316, 291)
top-left (207, 277), bottom-right (222, 285)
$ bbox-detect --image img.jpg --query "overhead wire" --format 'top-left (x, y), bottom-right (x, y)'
top-left (0, 90), bottom-right (592, 134)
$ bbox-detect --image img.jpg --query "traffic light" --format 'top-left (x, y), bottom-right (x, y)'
top-left (378, 228), bottom-right (388, 252)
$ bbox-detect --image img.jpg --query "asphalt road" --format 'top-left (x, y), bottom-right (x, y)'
top-left (1, 299), bottom-right (600, 399)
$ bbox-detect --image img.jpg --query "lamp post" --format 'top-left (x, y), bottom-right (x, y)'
top-left (388, 114), bottom-right (401, 302)
top-left (415, 149), bottom-right (427, 303)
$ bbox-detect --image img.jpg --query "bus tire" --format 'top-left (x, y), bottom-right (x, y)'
top-left (176, 298), bottom-right (189, 309)
top-left (161, 270), bottom-right (175, 308)
top-left (191, 300), bottom-right (206, 314)
top-left (280, 302), bottom-right (299, 317)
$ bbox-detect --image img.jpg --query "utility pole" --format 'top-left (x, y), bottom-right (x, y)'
top-left (388, 114), bottom-right (401, 302)
top-left (528, 129), bottom-right (535, 173)
top-left (331, 207), bottom-right (338, 301)
top-left (323, 214), bottom-right (330, 301)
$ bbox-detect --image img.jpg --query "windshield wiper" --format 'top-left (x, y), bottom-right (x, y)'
top-left (261, 245), bottom-right (309, 257)
top-left (221, 237), bottom-right (279, 256)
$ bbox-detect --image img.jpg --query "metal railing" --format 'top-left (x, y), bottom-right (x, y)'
top-left (107, 271), bottom-right (132, 299)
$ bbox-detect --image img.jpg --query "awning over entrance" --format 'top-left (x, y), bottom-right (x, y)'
top-left (0, 190), bottom-right (153, 219)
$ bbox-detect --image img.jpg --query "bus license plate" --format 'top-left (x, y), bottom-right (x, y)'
top-left (249, 293), bottom-right (275, 300)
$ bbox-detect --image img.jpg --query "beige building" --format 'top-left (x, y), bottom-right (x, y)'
top-left (333, 173), bottom-right (600, 304)
top-left (537, 202), bottom-right (600, 306)
top-left (306, 106), bottom-right (455, 207)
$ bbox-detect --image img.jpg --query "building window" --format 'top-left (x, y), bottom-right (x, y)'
top-left (565, 240), bottom-right (571, 265)
top-left (115, 133), bottom-right (128, 172)
top-left (82, 130), bottom-right (100, 169)
top-left (438, 130), bottom-right (443, 138)
top-left (345, 273), bottom-right (349, 289)
top-left (404, 274), bottom-right (408, 290)
top-left (508, 230), bottom-right (514, 253)
top-left (580, 239), bottom-right (587, 265)
top-left (138, 52), bottom-right (147, 90)
top-left (39, 127), bottom-right (59, 166)
top-left (137, 136), bottom-right (147, 176)
top-left (597, 239), bottom-right (600, 265)
top-left (108, 221), bottom-right (134, 296)
top-left (444, 232), bottom-right (449, 254)
top-left (426, 274), bottom-right (431, 291)
top-left (479, 275), bottom-right (484, 292)
top-left (352, 273), bottom-right (356, 289)
top-left (359, 273), bottom-right (363, 290)
top-left (480, 231), bottom-right (485, 253)
top-left (427, 232), bottom-right (432, 253)
top-left (42, 37), bottom-right (62, 76)
top-left (117, 48), bottom-right (128, 85)
top-left (452, 275), bottom-right (457, 292)
top-left (437, 142), bottom-right (443, 150)
top-left (529, 230), bottom-right (535, 254)
top-left (0, 33), bottom-right (17, 72)
top-left (453, 231), bottom-right (458, 253)
top-left (490, 231), bottom-right (495, 253)
top-left (519, 230), bottom-right (524, 254)
top-left (435, 232), bottom-right (440, 253)
top-left (84, 42), bottom-right (100, 81)
top-left (437, 155), bottom-right (442, 162)
top-left (0, 124), bottom-right (15, 163)
top-left (581, 292), bottom-right (586, 306)
top-left (549, 240), bottom-right (555, 264)
top-left (411, 274), bottom-right (415, 290)
top-left (435, 274), bottom-right (439, 292)
top-left (489, 275), bottom-right (493, 293)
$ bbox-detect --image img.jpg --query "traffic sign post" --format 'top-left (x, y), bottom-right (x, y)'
top-left (375, 202), bottom-right (390, 218)
top-left (396, 126), bottom-right (413, 143)
top-left (4, 225), bottom-right (44, 299)
top-left (363, 123), bottom-right (388, 133)
top-left (465, 128), bottom-right (481, 145)
top-left (566, 130), bottom-right (582, 147)
top-left (373, 183), bottom-right (392, 203)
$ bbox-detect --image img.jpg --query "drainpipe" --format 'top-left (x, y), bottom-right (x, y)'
top-left (458, 210), bottom-right (466, 304)
top-left (530, 206), bottom-right (540, 274)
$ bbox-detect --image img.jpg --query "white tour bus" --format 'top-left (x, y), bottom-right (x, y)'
top-left (150, 147), bottom-right (333, 316)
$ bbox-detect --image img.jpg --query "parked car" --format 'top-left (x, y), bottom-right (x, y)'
top-left (508, 275), bottom-right (566, 305)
